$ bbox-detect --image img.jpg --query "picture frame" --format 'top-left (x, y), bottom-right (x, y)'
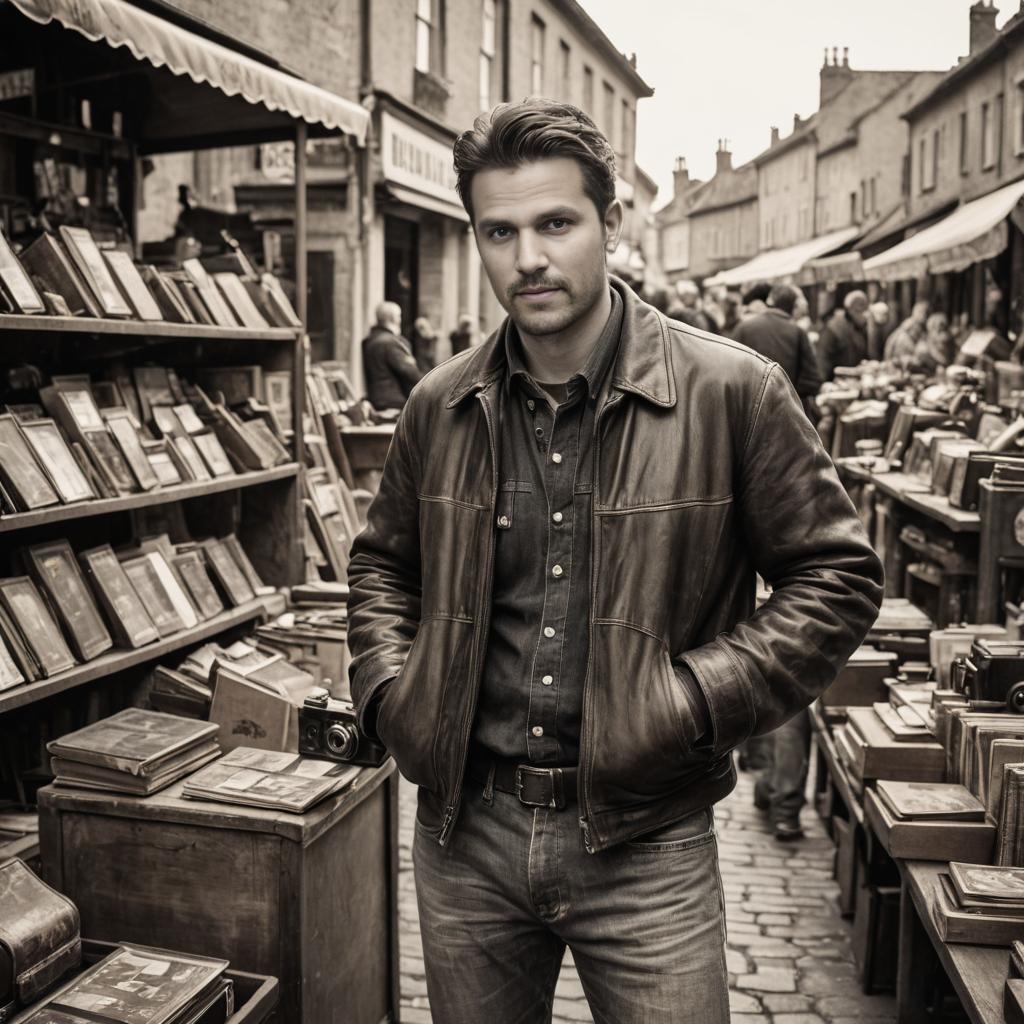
top-left (132, 366), bottom-right (176, 421)
top-left (213, 272), bottom-right (269, 329)
top-left (121, 555), bottom-right (188, 637)
top-left (260, 272), bottom-right (303, 328)
top-left (57, 388), bottom-right (106, 431)
top-left (182, 258), bottom-right (239, 328)
top-left (0, 227), bottom-right (45, 314)
top-left (173, 435), bottom-right (211, 482)
top-left (19, 418), bottom-right (95, 504)
top-left (25, 540), bottom-right (113, 662)
top-left (192, 431), bottom-right (236, 478)
top-left (172, 403), bottom-right (205, 435)
top-left (105, 411), bottom-right (160, 491)
top-left (18, 232), bottom-right (101, 318)
top-left (202, 538), bottom-right (255, 606)
top-left (144, 551), bottom-right (199, 629)
top-left (0, 601), bottom-right (39, 681)
top-left (142, 265), bottom-right (194, 324)
top-left (84, 428), bottom-right (139, 495)
top-left (0, 575), bottom-right (77, 676)
top-left (0, 414), bottom-right (60, 511)
top-left (143, 441), bottom-right (183, 487)
top-left (152, 405), bottom-right (185, 438)
top-left (0, 630), bottom-right (25, 691)
top-left (198, 365), bottom-right (262, 408)
top-left (221, 533), bottom-right (270, 595)
top-left (79, 544), bottom-right (160, 649)
top-left (102, 249), bottom-right (164, 321)
top-left (58, 226), bottom-right (133, 318)
top-left (172, 551), bottom-right (225, 621)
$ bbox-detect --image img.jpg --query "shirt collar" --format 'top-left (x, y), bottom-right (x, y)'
top-left (504, 287), bottom-right (623, 401)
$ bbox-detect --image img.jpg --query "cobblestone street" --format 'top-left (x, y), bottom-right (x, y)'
top-left (397, 762), bottom-right (897, 1023)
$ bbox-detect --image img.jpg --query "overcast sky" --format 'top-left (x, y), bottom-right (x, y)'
top-left (581, 0), bottom-right (1016, 207)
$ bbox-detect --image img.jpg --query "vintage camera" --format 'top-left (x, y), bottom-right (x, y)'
top-left (298, 688), bottom-right (388, 766)
top-left (951, 640), bottom-right (1024, 713)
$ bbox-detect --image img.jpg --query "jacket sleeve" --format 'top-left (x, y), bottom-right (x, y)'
top-left (346, 400), bottom-right (423, 736)
top-left (793, 326), bottom-right (822, 399)
top-left (680, 364), bottom-right (883, 755)
top-left (387, 340), bottom-right (424, 396)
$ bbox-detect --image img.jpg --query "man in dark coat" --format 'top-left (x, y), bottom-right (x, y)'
top-left (361, 301), bottom-right (423, 411)
top-left (817, 290), bottom-right (870, 381)
top-left (733, 284), bottom-right (821, 414)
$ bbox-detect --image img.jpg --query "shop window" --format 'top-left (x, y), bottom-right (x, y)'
top-left (959, 110), bottom-right (969, 174)
top-left (559, 39), bottom-right (571, 101)
top-left (479, 0), bottom-right (496, 110)
top-left (583, 65), bottom-right (594, 114)
top-left (531, 15), bottom-right (545, 94)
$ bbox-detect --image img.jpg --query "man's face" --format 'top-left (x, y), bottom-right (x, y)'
top-left (471, 157), bottom-right (621, 337)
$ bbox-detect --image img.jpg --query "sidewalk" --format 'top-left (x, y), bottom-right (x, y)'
top-left (397, 767), bottom-right (897, 1024)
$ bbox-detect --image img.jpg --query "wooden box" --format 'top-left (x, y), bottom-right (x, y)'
top-left (841, 707), bottom-right (946, 784)
top-left (852, 880), bottom-right (900, 993)
top-left (38, 762), bottom-right (399, 1024)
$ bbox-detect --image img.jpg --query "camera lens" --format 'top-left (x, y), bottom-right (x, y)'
top-left (325, 723), bottom-right (358, 760)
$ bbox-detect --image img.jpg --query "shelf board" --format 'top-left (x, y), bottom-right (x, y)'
top-left (0, 314), bottom-right (300, 342)
top-left (0, 464), bottom-right (299, 534)
top-left (0, 597), bottom-right (282, 714)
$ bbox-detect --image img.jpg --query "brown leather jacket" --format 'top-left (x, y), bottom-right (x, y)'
top-left (347, 278), bottom-right (883, 853)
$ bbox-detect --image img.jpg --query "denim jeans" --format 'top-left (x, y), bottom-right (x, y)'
top-left (412, 784), bottom-right (729, 1024)
top-left (753, 709), bottom-right (811, 824)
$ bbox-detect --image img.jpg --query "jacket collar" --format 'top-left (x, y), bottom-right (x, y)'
top-left (445, 275), bottom-right (675, 409)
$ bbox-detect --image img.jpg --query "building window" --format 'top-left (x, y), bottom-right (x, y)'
top-left (982, 100), bottom-right (996, 170)
top-left (559, 39), bottom-right (570, 100)
top-left (860, 180), bottom-right (867, 222)
top-left (583, 65), bottom-right (594, 113)
top-left (920, 134), bottom-right (936, 192)
top-left (479, 0), bottom-right (496, 109)
top-left (960, 110), bottom-right (969, 174)
top-left (870, 176), bottom-right (877, 216)
top-left (620, 99), bottom-right (632, 160)
top-left (530, 15), bottom-right (545, 94)
top-left (933, 128), bottom-right (940, 187)
top-left (849, 191), bottom-right (857, 224)
top-left (416, 0), bottom-right (433, 73)
top-left (603, 81), bottom-right (615, 150)
top-left (1016, 79), bottom-right (1024, 155)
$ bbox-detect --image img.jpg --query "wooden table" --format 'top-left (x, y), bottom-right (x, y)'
top-left (897, 860), bottom-right (1008, 1023)
top-left (39, 760), bottom-right (400, 1024)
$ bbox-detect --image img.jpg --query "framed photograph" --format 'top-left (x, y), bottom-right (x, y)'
top-left (182, 258), bottom-right (239, 328)
top-left (57, 388), bottom-right (105, 432)
top-left (19, 418), bottom-right (95, 504)
top-left (145, 551), bottom-right (199, 630)
top-left (192, 432), bottom-right (235, 478)
top-left (172, 403), bottom-right (205, 435)
top-left (0, 630), bottom-right (25, 691)
top-left (0, 414), bottom-right (59, 511)
top-left (173, 551), bottom-right (225, 621)
top-left (132, 367), bottom-right (176, 421)
top-left (79, 544), bottom-right (160, 649)
top-left (213, 272), bottom-right (269, 329)
top-left (221, 533), bottom-right (269, 594)
top-left (264, 371), bottom-right (293, 432)
top-left (173, 435), bottom-right (211, 482)
top-left (0, 576), bottom-right (77, 676)
top-left (121, 555), bottom-right (187, 637)
top-left (143, 441), bottom-right (183, 487)
top-left (142, 265), bottom-right (194, 324)
top-left (151, 405), bottom-right (185, 438)
top-left (198, 366), bottom-right (262, 408)
top-left (58, 226), bottom-right (132, 318)
top-left (105, 412), bottom-right (159, 491)
top-left (19, 232), bottom-right (101, 318)
top-left (102, 249), bottom-right (163, 321)
top-left (0, 228), bottom-right (44, 314)
top-left (25, 540), bottom-right (112, 662)
top-left (84, 428), bottom-right (138, 495)
top-left (202, 538), bottom-right (255, 606)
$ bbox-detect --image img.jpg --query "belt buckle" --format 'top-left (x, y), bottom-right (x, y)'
top-left (515, 765), bottom-right (562, 809)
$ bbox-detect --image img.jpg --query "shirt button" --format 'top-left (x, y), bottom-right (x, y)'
top-left (531, 726), bottom-right (544, 737)
top-left (497, 514), bottom-right (510, 528)
top-left (552, 512), bottom-right (563, 523)
top-left (527, 399), bottom-right (536, 411)
top-left (552, 564), bottom-right (563, 577)
top-left (542, 674), bottom-right (553, 685)
top-left (551, 452), bottom-right (562, 464)
top-left (543, 626), bottom-right (555, 638)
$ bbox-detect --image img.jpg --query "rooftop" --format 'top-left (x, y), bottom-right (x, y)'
top-left (688, 163), bottom-right (758, 216)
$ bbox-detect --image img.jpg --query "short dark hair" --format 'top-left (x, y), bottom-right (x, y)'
top-left (742, 282), bottom-right (772, 305)
top-left (453, 99), bottom-right (617, 223)
top-left (768, 284), bottom-right (798, 315)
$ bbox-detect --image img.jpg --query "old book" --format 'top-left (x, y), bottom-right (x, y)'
top-left (213, 272), bottom-right (269, 329)
top-left (876, 780), bottom-right (985, 820)
top-left (0, 601), bottom-right (41, 682)
top-left (142, 441), bottom-right (183, 487)
top-left (0, 413), bottom-right (59, 511)
top-left (259, 272), bottom-right (302, 327)
top-left (47, 708), bottom-right (218, 777)
top-left (866, 788), bottom-right (994, 863)
top-left (182, 747), bottom-right (359, 813)
top-left (58, 227), bottom-right (132, 318)
top-left (0, 630), bottom-right (25, 692)
top-left (0, 576), bottom-right (76, 677)
top-left (51, 740), bottom-right (219, 795)
top-left (191, 432), bottom-right (234, 478)
top-left (988, 739), bottom-right (1024, 821)
top-left (201, 539), bottom-right (255, 607)
top-left (101, 250), bottom-right (163, 321)
top-left (171, 552), bottom-right (224, 621)
top-left (18, 419), bottom-right (94, 504)
top-left (951, 862), bottom-right (1024, 907)
top-left (220, 534), bottom-right (271, 596)
top-left (19, 233), bottom-right (101, 318)
top-left (843, 706), bottom-right (946, 783)
top-left (873, 701), bottom-right (929, 741)
top-left (934, 873), bottom-right (1024, 945)
top-left (0, 226), bottom-right (44, 314)
top-left (132, 367), bottom-right (175, 423)
top-left (104, 412), bottom-right (160, 491)
top-left (78, 545), bottom-right (160, 650)
top-left (120, 555), bottom-right (188, 637)
top-left (182, 258), bottom-right (238, 328)
top-left (141, 265), bottom-right (194, 323)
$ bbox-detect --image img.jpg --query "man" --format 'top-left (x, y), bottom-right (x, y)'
top-left (449, 313), bottom-right (476, 355)
top-left (347, 100), bottom-right (883, 1024)
top-left (884, 300), bottom-right (929, 365)
top-left (361, 301), bottom-right (422, 411)
top-left (667, 278), bottom-right (712, 332)
top-left (818, 289), bottom-right (870, 381)
top-left (733, 283), bottom-right (821, 417)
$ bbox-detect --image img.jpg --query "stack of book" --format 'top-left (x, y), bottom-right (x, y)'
top-left (1006, 940), bottom-right (1024, 1024)
top-left (834, 703), bottom-right (945, 789)
top-left (48, 709), bottom-right (220, 795)
top-left (999, 764), bottom-right (1024, 865)
top-left (19, 942), bottom-right (233, 1024)
top-left (255, 605), bottom-right (350, 693)
top-left (182, 747), bottom-right (360, 813)
top-left (935, 862), bottom-right (1024, 944)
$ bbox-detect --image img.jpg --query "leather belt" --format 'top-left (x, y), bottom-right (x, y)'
top-left (468, 752), bottom-right (578, 810)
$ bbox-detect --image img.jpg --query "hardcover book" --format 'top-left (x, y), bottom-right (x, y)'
top-left (79, 545), bottom-right (160, 650)
top-left (876, 780), bottom-right (985, 821)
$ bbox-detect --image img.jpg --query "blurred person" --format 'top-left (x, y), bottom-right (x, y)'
top-left (866, 301), bottom-right (893, 362)
top-left (733, 284), bottom-right (821, 420)
top-left (818, 290), bottom-right (869, 381)
top-left (915, 312), bottom-right (955, 372)
top-left (668, 279), bottom-right (712, 331)
top-left (361, 301), bottom-right (422, 411)
top-left (450, 313), bottom-right (476, 355)
top-left (741, 282), bottom-right (771, 318)
top-left (412, 315), bottom-right (439, 374)
top-left (719, 292), bottom-right (742, 338)
top-left (883, 301), bottom-right (929, 365)
top-left (754, 710), bottom-right (812, 841)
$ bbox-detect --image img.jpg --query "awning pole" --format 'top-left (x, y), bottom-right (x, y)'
top-left (295, 120), bottom-right (308, 329)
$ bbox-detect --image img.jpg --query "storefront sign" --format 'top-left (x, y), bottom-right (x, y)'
top-left (0, 69), bottom-right (34, 102)
top-left (380, 111), bottom-right (459, 206)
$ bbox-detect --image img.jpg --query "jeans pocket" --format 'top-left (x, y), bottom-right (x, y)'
top-left (627, 807), bottom-right (715, 852)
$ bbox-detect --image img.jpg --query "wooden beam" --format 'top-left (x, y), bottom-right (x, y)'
top-left (295, 121), bottom-right (309, 330)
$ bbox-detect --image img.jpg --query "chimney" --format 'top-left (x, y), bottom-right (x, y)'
top-left (715, 139), bottom-right (732, 175)
top-left (770, 126), bottom-right (780, 146)
top-left (820, 44), bottom-right (854, 106)
top-left (672, 156), bottom-right (690, 197)
top-left (970, 1), bottom-right (999, 54)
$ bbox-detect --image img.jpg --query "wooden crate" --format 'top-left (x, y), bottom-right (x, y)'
top-left (38, 762), bottom-right (399, 1024)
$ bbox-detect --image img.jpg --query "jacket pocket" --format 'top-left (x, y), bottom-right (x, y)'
top-left (376, 615), bottom-right (473, 791)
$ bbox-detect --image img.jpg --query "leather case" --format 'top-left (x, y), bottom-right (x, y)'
top-left (0, 857), bottom-right (81, 1021)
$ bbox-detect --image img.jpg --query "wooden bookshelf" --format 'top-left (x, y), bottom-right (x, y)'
top-left (0, 314), bottom-right (299, 343)
top-left (0, 595), bottom-right (286, 714)
top-left (0, 464), bottom-right (299, 534)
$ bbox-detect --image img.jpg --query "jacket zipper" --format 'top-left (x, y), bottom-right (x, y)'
top-left (438, 383), bottom-right (500, 845)
top-left (578, 390), bottom-right (622, 854)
